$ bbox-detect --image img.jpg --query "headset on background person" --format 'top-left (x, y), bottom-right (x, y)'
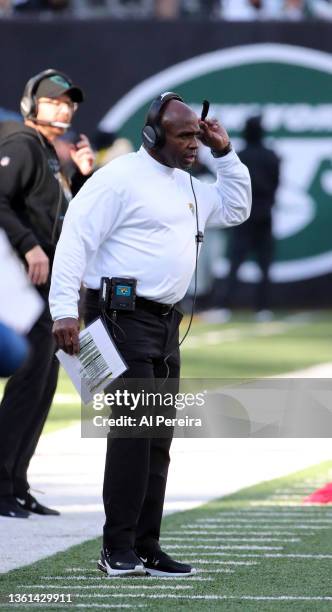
top-left (20, 69), bottom-right (76, 129)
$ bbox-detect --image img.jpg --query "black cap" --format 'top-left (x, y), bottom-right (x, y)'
top-left (35, 74), bottom-right (84, 103)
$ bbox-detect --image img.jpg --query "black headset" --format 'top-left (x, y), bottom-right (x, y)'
top-left (142, 93), bottom-right (209, 375)
top-left (20, 68), bottom-right (73, 120)
top-left (141, 91), bottom-right (184, 149)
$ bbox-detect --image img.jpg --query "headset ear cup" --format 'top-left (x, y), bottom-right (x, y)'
top-left (20, 95), bottom-right (32, 119)
top-left (142, 125), bottom-right (157, 149)
top-left (142, 92), bottom-right (184, 149)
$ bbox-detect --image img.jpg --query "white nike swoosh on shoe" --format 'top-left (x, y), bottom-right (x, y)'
top-left (16, 498), bottom-right (26, 505)
top-left (140, 557), bottom-right (148, 563)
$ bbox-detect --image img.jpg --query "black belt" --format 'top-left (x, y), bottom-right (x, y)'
top-left (85, 289), bottom-right (176, 317)
top-left (136, 296), bottom-right (175, 316)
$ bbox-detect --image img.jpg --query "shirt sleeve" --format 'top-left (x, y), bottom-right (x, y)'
top-left (193, 149), bottom-right (252, 228)
top-left (0, 139), bottom-right (40, 256)
top-left (49, 171), bottom-right (123, 320)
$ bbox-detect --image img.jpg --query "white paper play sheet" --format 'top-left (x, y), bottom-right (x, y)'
top-left (56, 318), bottom-right (127, 404)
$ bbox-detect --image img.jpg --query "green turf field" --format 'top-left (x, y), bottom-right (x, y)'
top-left (45, 310), bottom-right (332, 432)
top-left (1, 310), bottom-right (332, 433)
top-left (1, 460), bottom-right (332, 611)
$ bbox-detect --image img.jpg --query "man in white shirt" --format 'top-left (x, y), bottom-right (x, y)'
top-left (50, 92), bottom-right (251, 577)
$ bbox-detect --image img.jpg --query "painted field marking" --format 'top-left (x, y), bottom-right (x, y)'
top-left (66, 565), bottom-right (238, 574)
top-left (169, 530), bottom-right (305, 536)
top-left (75, 607), bottom-right (145, 610)
top-left (186, 553), bottom-right (332, 559)
top-left (266, 496), bottom-right (303, 501)
top-left (21, 584), bottom-right (202, 591)
top-left (75, 594), bottom-right (332, 601)
top-left (65, 568), bottom-right (92, 572)
top-left (248, 501), bottom-right (327, 507)
top-left (196, 518), bottom-right (332, 523)
top-left (163, 545), bottom-right (283, 550)
top-left (273, 489), bottom-right (317, 494)
top-left (31, 577), bottom-right (212, 585)
top-left (268, 494), bottom-right (306, 497)
top-left (191, 560), bottom-right (259, 565)
top-left (214, 511), bottom-right (332, 517)
top-left (196, 569), bottom-right (235, 573)
top-left (185, 523), bottom-right (329, 530)
top-left (161, 537), bottom-right (300, 543)
top-left (75, 607), bottom-right (146, 610)
top-left (0, 606), bottom-right (144, 610)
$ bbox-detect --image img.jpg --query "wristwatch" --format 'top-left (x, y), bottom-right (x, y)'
top-left (211, 141), bottom-right (232, 158)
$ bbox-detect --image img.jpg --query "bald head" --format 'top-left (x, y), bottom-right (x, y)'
top-left (161, 99), bottom-right (198, 129)
top-left (149, 98), bottom-right (200, 170)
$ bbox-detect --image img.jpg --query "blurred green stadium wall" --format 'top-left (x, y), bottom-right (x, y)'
top-left (1, 20), bottom-right (332, 306)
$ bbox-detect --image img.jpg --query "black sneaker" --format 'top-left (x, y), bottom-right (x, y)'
top-left (97, 548), bottom-right (146, 577)
top-left (0, 495), bottom-right (30, 519)
top-left (16, 493), bottom-right (60, 516)
top-left (136, 549), bottom-right (197, 577)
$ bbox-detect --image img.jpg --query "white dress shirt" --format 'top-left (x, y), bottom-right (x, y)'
top-left (49, 146), bottom-right (251, 320)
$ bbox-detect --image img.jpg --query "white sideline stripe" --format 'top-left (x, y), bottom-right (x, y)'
top-left (172, 530), bottom-right (303, 536)
top-left (162, 545), bottom-right (283, 550)
top-left (197, 569), bottom-right (235, 573)
top-left (274, 489), bottom-right (314, 494)
top-left (248, 502), bottom-right (325, 507)
top-left (74, 594), bottom-right (332, 601)
top-left (192, 560), bottom-right (259, 565)
top-left (196, 518), bottom-right (332, 524)
top-left (187, 553), bottom-right (332, 559)
top-left (161, 537), bottom-right (300, 543)
top-left (35, 577), bottom-right (212, 584)
top-left (0, 607), bottom-right (144, 610)
top-left (65, 565), bottom-right (237, 574)
top-left (214, 511), bottom-right (332, 517)
top-left (186, 523), bottom-right (329, 530)
top-left (22, 585), bottom-right (199, 591)
top-left (75, 607), bottom-right (146, 610)
top-left (66, 568), bottom-right (91, 572)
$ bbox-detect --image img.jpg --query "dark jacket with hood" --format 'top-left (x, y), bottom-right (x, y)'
top-left (0, 121), bottom-right (85, 263)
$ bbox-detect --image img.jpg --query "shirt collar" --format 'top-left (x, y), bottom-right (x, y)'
top-left (138, 145), bottom-right (175, 177)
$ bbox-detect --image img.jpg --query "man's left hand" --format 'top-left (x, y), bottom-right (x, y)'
top-left (70, 134), bottom-right (95, 176)
top-left (199, 119), bottom-right (230, 152)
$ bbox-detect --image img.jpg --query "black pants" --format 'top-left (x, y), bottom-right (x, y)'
top-left (224, 219), bottom-right (274, 311)
top-left (84, 292), bottom-right (181, 553)
top-left (0, 289), bottom-right (59, 497)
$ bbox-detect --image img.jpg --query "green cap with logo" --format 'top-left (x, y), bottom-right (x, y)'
top-left (35, 74), bottom-right (84, 103)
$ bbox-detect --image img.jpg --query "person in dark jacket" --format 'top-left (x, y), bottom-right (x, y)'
top-left (0, 69), bottom-right (95, 518)
top-left (222, 115), bottom-right (280, 318)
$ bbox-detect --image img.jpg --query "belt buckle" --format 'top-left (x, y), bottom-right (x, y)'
top-left (161, 304), bottom-right (173, 316)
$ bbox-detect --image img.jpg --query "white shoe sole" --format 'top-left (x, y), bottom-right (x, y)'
top-left (146, 568), bottom-right (197, 577)
top-left (98, 560), bottom-right (146, 577)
